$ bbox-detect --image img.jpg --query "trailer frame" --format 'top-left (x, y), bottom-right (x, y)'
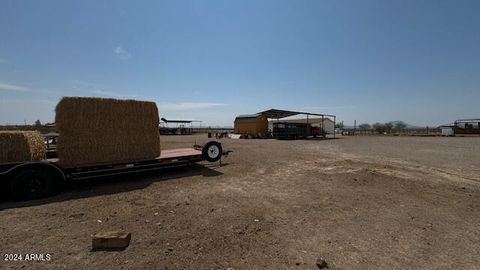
top-left (0, 141), bottom-right (230, 201)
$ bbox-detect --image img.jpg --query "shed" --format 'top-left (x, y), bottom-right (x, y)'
top-left (234, 114), bottom-right (268, 135)
top-left (441, 127), bottom-right (454, 136)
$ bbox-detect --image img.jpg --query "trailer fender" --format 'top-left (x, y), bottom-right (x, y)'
top-left (4, 162), bottom-right (65, 182)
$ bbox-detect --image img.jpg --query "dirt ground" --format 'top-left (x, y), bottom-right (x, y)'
top-left (1, 135), bottom-right (479, 270)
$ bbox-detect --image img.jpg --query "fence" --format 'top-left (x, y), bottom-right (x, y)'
top-left (343, 127), bottom-right (442, 136)
top-left (0, 125), bottom-right (56, 134)
top-left (192, 127), bottom-right (234, 134)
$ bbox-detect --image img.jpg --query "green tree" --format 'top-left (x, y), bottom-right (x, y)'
top-left (34, 119), bottom-right (42, 127)
top-left (335, 121), bottom-right (344, 129)
top-left (384, 122), bottom-right (394, 133)
top-left (373, 122), bottom-right (385, 134)
top-left (359, 123), bottom-right (371, 130)
top-left (394, 121), bottom-right (407, 130)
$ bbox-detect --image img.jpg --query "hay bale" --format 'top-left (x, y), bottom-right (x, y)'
top-left (0, 131), bottom-right (46, 162)
top-left (55, 97), bottom-right (160, 131)
top-left (55, 97), bottom-right (160, 165)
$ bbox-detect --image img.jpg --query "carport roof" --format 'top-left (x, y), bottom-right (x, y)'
top-left (161, 117), bottom-right (192, 123)
top-left (235, 113), bottom-right (262, 119)
top-left (258, 109), bottom-right (335, 119)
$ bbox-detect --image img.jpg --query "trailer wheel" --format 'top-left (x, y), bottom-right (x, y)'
top-left (202, 141), bottom-right (223, 162)
top-left (10, 169), bottom-right (59, 201)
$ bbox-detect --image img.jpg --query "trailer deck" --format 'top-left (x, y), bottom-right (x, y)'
top-left (46, 148), bottom-right (203, 166)
top-left (158, 148), bottom-right (202, 159)
top-left (1, 141), bottom-right (229, 201)
top-left (62, 147), bottom-right (207, 180)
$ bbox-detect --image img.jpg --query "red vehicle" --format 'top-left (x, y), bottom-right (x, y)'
top-left (310, 126), bottom-right (327, 138)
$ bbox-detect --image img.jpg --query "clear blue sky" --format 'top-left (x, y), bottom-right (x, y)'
top-left (0, 0), bottom-right (479, 127)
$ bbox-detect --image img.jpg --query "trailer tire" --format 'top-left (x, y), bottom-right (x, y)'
top-left (202, 141), bottom-right (223, 162)
top-left (10, 169), bottom-right (59, 201)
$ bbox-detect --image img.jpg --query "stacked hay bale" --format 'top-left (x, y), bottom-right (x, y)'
top-left (0, 131), bottom-right (46, 162)
top-left (55, 97), bottom-right (160, 165)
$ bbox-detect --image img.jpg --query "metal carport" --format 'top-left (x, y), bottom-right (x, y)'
top-left (257, 109), bottom-right (337, 138)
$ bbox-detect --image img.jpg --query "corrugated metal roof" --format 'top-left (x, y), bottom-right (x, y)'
top-left (161, 117), bottom-right (192, 123)
top-left (236, 113), bottom-right (261, 119)
top-left (269, 117), bottom-right (334, 124)
top-left (258, 109), bottom-right (299, 119)
top-left (236, 109), bottom-right (336, 120)
top-left (258, 109), bottom-right (336, 119)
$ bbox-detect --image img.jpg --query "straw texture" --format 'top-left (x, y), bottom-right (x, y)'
top-left (0, 131), bottom-right (46, 162)
top-left (55, 97), bottom-right (160, 165)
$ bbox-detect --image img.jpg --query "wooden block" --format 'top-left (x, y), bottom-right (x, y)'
top-left (92, 231), bottom-right (131, 251)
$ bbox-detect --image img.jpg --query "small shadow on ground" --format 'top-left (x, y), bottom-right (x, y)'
top-left (0, 163), bottom-right (224, 210)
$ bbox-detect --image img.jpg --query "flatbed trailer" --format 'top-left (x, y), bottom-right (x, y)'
top-left (0, 141), bottom-right (229, 201)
